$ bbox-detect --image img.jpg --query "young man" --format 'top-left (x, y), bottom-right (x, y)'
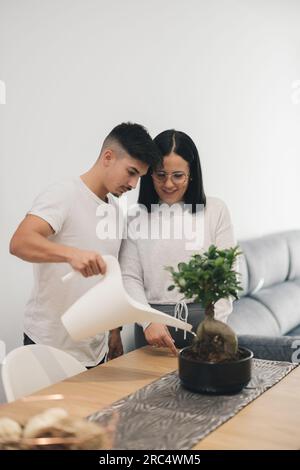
top-left (10, 123), bottom-right (160, 367)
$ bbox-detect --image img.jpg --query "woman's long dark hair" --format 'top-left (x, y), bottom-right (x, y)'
top-left (138, 130), bottom-right (206, 213)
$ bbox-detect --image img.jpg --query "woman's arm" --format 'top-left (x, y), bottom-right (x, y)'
top-left (119, 235), bottom-right (177, 355)
top-left (119, 236), bottom-right (149, 307)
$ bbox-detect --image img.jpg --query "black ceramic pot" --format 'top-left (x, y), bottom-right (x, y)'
top-left (178, 346), bottom-right (253, 394)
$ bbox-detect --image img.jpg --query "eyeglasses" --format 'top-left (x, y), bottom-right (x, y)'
top-left (152, 171), bottom-right (190, 185)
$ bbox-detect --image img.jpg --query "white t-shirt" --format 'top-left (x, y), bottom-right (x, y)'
top-left (24, 176), bottom-right (123, 366)
top-left (119, 197), bottom-right (237, 324)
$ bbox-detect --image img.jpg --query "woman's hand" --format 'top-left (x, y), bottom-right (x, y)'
top-left (144, 323), bottom-right (178, 356)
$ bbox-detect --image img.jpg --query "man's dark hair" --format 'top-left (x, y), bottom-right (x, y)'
top-left (103, 122), bottom-right (161, 166)
top-left (138, 129), bottom-right (206, 213)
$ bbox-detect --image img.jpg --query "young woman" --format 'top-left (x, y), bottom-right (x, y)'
top-left (119, 130), bottom-right (236, 355)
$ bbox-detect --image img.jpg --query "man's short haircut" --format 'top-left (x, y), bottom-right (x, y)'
top-left (102, 122), bottom-right (161, 166)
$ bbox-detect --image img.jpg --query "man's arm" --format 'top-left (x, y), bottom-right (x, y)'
top-left (9, 214), bottom-right (106, 277)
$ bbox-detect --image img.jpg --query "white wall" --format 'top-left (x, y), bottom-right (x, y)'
top-left (1, 0), bottom-right (300, 400)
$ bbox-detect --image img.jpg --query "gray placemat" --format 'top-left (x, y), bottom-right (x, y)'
top-left (89, 359), bottom-right (298, 450)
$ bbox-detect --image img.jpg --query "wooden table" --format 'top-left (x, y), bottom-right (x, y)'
top-left (1, 346), bottom-right (300, 450)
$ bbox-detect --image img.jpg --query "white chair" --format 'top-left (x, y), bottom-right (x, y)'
top-left (1, 344), bottom-right (86, 402)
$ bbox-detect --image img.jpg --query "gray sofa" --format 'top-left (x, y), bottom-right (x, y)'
top-left (228, 230), bottom-right (300, 362)
top-left (228, 231), bottom-right (300, 336)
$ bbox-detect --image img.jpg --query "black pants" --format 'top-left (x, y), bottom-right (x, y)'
top-left (23, 333), bottom-right (105, 369)
top-left (23, 333), bottom-right (35, 345)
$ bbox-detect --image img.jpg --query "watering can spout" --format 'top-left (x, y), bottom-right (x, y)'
top-left (61, 255), bottom-right (193, 341)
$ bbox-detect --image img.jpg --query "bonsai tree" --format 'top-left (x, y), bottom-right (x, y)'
top-left (166, 245), bottom-right (242, 363)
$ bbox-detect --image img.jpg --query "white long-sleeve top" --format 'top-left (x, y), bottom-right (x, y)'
top-left (119, 197), bottom-right (237, 323)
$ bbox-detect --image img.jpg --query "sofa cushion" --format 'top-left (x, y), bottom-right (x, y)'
top-left (284, 230), bottom-right (300, 280)
top-left (228, 297), bottom-right (280, 336)
top-left (251, 280), bottom-right (300, 335)
top-left (238, 334), bottom-right (300, 362)
top-left (287, 324), bottom-right (300, 336)
top-left (239, 234), bottom-right (289, 293)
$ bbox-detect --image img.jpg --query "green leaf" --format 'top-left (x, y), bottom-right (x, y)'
top-left (165, 244), bottom-right (242, 310)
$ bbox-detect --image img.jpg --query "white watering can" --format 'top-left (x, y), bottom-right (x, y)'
top-left (61, 255), bottom-right (193, 341)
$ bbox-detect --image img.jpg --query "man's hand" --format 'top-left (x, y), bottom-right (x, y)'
top-left (66, 247), bottom-right (107, 277)
top-left (144, 323), bottom-right (178, 356)
top-left (107, 329), bottom-right (124, 361)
